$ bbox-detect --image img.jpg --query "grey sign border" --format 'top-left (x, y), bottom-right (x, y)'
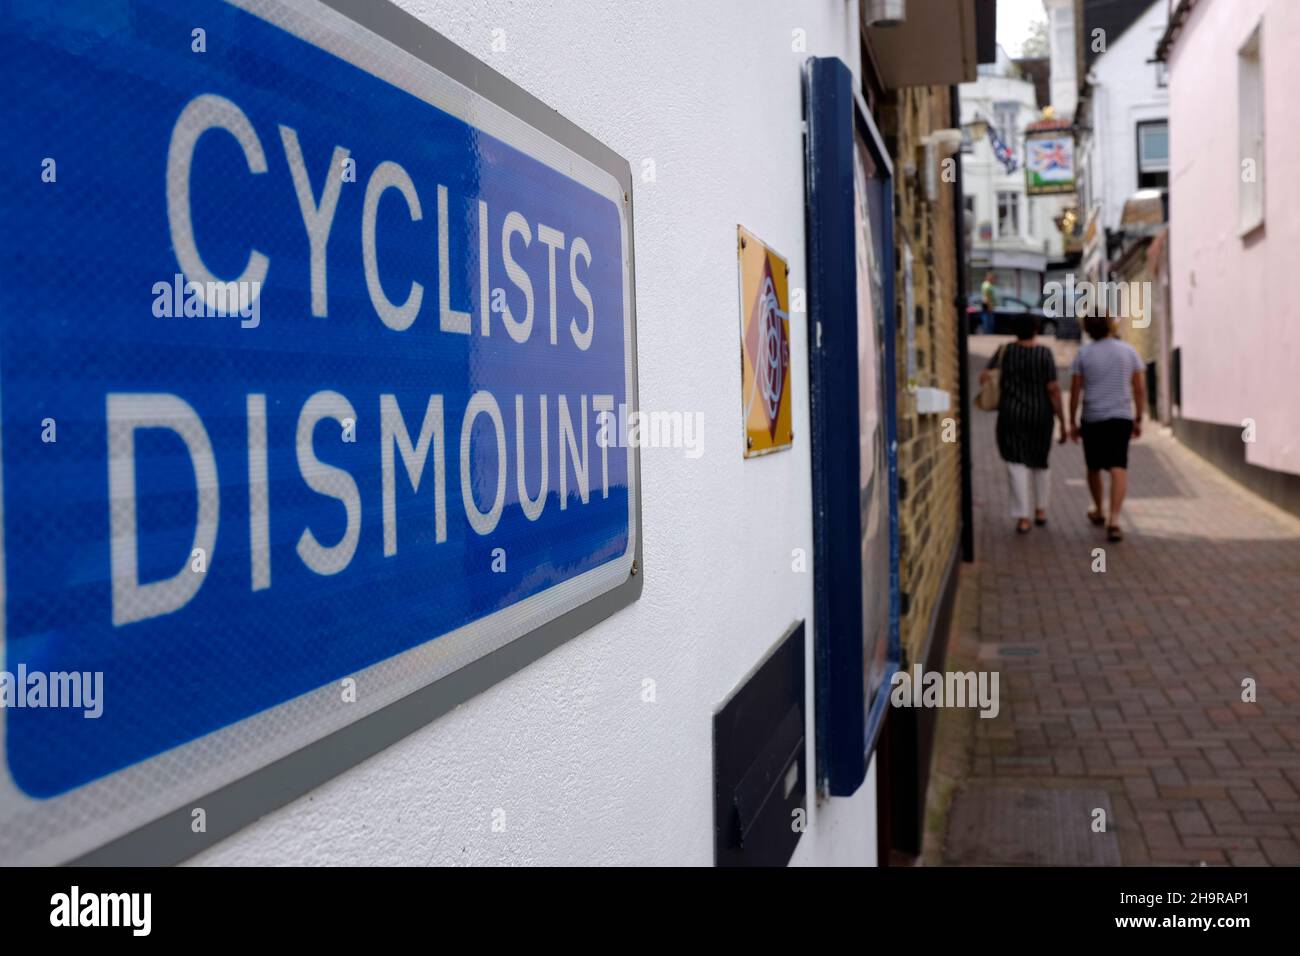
top-left (71, 0), bottom-right (642, 866)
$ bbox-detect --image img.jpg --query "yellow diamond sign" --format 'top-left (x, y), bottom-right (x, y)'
top-left (738, 226), bottom-right (793, 457)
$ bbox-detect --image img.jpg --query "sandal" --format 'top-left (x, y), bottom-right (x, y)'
top-left (1034, 511), bottom-right (1047, 526)
top-left (1016, 519), bottom-right (1031, 535)
top-left (1087, 509), bottom-right (1105, 526)
top-left (1107, 525), bottom-right (1123, 542)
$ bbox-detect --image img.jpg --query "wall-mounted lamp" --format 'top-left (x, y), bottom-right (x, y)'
top-left (920, 128), bottom-right (964, 201)
top-left (865, 0), bottom-right (906, 28)
top-left (925, 128), bottom-right (964, 157)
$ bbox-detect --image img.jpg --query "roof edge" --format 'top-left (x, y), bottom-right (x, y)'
top-left (1156, 0), bottom-right (1200, 62)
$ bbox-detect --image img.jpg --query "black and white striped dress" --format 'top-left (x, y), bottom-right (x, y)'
top-left (991, 343), bottom-right (1057, 469)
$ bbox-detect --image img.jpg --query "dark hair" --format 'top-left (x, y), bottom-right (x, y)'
top-left (1013, 313), bottom-right (1037, 341)
top-left (1084, 315), bottom-right (1111, 341)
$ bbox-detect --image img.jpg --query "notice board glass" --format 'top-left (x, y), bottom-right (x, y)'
top-left (803, 56), bottom-right (900, 798)
top-left (853, 135), bottom-right (892, 722)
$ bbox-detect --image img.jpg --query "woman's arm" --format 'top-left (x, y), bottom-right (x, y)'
top-left (1047, 380), bottom-right (1067, 442)
top-left (1069, 373), bottom-right (1083, 441)
top-left (1131, 370), bottom-right (1146, 438)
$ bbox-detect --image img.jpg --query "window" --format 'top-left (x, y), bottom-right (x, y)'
top-left (1155, 59), bottom-right (1168, 88)
top-left (997, 191), bottom-right (1019, 238)
top-left (1137, 120), bottom-right (1168, 190)
top-left (1238, 24), bottom-right (1264, 235)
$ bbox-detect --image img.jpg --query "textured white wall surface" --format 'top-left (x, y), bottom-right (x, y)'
top-left (193, 0), bottom-right (877, 866)
top-left (1084, 0), bottom-right (1168, 235)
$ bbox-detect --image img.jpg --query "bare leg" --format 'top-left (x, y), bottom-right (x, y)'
top-left (1109, 467), bottom-right (1128, 525)
top-left (1087, 469), bottom-right (1104, 514)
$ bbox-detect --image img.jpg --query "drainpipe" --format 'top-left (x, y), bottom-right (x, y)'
top-left (951, 85), bottom-right (975, 563)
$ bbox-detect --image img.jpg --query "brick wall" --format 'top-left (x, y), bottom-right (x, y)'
top-left (883, 86), bottom-right (964, 665)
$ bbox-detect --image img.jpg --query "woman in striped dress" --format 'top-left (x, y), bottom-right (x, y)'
top-left (980, 314), bottom-right (1068, 533)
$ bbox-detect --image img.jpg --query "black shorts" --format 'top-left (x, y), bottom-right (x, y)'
top-left (1080, 418), bottom-right (1133, 471)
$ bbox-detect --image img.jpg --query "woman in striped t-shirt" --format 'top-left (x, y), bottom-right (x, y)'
top-left (1068, 314), bottom-right (1146, 542)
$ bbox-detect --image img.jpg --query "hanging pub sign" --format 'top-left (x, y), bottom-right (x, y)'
top-left (737, 226), bottom-right (793, 458)
top-left (1025, 126), bottom-right (1076, 196)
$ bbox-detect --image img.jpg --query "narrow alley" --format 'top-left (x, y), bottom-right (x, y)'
top-left (927, 335), bottom-right (1300, 866)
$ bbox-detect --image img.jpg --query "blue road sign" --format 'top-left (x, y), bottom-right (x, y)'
top-left (0, 0), bottom-right (637, 860)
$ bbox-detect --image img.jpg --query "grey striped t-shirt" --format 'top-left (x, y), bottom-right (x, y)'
top-left (1070, 338), bottom-right (1143, 422)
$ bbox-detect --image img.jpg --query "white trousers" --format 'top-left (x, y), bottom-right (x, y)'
top-left (1006, 463), bottom-right (1050, 520)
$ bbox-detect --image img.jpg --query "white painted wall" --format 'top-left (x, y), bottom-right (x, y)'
top-left (191, 0), bottom-right (877, 866)
top-left (1045, 0), bottom-right (1076, 120)
top-left (1078, 1), bottom-right (1168, 235)
top-left (961, 64), bottom-right (1038, 242)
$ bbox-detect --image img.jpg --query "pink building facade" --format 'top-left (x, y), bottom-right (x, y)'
top-left (1164, 0), bottom-right (1300, 494)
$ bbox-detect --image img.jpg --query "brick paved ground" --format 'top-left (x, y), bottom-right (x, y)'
top-left (926, 334), bottom-right (1300, 866)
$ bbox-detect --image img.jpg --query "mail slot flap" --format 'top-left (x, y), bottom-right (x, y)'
top-left (713, 620), bottom-right (806, 867)
top-left (733, 704), bottom-right (804, 844)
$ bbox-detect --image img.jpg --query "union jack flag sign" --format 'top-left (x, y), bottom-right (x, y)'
top-left (1032, 140), bottom-right (1070, 171)
top-left (1024, 132), bottom-right (1076, 195)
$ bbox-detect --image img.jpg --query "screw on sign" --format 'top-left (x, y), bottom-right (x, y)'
top-left (737, 226), bottom-right (793, 457)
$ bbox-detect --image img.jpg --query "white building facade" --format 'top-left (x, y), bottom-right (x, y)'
top-left (960, 47), bottom-right (1060, 305)
top-left (1075, 1), bottom-right (1169, 277)
top-left (1045, 0), bottom-right (1079, 120)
